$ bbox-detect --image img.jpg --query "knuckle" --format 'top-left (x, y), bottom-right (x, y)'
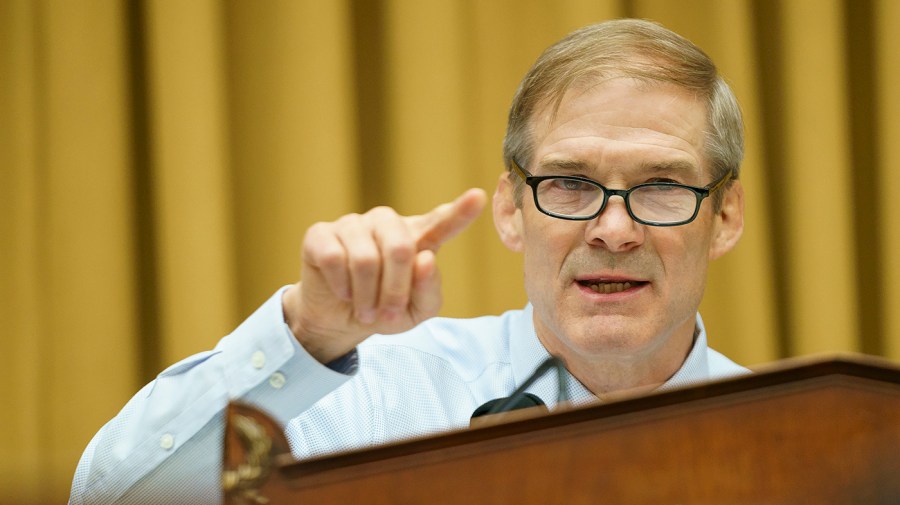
top-left (367, 206), bottom-right (398, 219)
top-left (380, 290), bottom-right (409, 309)
top-left (336, 212), bottom-right (363, 224)
top-left (303, 221), bottom-right (330, 243)
top-left (386, 241), bottom-right (415, 264)
top-left (348, 252), bottom-right (379, 275)
top-left (316, 247), bottom-right (346, 270)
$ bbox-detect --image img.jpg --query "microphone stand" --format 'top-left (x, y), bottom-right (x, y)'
top-left (487, 355), bottom-right (569, 415)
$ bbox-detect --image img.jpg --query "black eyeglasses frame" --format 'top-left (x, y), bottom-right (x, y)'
top-left (509, 158), bottom-right (733, 227)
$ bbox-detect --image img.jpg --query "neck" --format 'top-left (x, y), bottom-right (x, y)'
top-left (539, 320), bottom-right (697, 400)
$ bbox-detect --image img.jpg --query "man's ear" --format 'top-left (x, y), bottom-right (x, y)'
top-left (709, 180), bottom-right (745, 260)
top-left (493, 172), bottom-right (524, 252)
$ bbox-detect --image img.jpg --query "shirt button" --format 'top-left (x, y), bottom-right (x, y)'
top-left (160, 433), bottom-right (175, 450)
top-left (269, 372), bottom-right (286, 389)
top-left (251, 350), bottom-right (266, 369)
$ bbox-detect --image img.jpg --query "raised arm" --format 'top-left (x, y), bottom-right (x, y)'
top-left (69, 189), bottom-right (486, 504)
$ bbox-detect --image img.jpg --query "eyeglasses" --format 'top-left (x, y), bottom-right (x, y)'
top-left (510, 159), bottom-right (733, 227)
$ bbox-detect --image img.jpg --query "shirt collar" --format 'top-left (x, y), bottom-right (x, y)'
top-left (660, 312), bottom-right (711, 391)
top-left (510, 304), bottom-right (595, 410)
top-left (510, 305), bottom-right (711, 409)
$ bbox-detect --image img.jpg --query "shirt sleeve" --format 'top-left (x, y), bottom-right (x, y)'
top-left (68, 287), bottom-right (356, 505)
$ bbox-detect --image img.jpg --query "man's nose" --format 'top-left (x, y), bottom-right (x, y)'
top-left (584, 196), bottom-right (645, 252)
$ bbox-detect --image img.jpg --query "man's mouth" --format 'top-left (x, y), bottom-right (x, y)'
top-left (577, 280), bottom-right (646, 294)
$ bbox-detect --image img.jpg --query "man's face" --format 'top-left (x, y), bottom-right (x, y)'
top-left (495, 78), bottom-right (743, 368)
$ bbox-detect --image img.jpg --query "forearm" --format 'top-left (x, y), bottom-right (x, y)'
top-left (69, 287), bottom-right (354, 504)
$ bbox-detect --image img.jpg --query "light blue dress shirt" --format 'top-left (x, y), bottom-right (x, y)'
top-left (70, 287), bottom-right (747, 504)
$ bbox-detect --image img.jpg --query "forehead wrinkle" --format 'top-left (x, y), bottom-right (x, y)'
top-left (638, 159), bottom-right (700, 177)
top-left (535, 151), bottom-right (701, 181)
top-left (537, 121), bottom-right (703, 162)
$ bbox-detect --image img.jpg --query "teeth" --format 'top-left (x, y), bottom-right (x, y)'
top-left (587, 281), bottom-right (633, 293)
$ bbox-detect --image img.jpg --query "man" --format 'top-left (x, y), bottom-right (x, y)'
top-left (70, 18), bottom-right (746, 504)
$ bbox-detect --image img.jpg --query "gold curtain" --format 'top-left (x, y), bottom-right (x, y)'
top-left (1, 0), bottom-right (898, 502)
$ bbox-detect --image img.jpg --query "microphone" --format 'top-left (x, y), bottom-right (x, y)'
top-left (470, 393), bottom-right (547, 420)
top-left (470, 356), bottom-right (569, 427)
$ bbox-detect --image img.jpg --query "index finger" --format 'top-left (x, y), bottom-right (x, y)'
top-left (408, 188), bottom-right (487, 252)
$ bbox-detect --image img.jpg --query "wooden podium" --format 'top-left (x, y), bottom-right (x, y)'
top-left (222, 354), bottom-right (900, 504)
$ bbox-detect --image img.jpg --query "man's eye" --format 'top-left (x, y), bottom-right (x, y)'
top-left (554, 179), bottom-right (593, 191)
top-left (647, 177), bottom-right (680, 184)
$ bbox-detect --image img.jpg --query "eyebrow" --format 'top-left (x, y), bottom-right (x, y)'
top-left (535, 158), bottom-right (700, 178)
top-left (534, 159), bottom-right (593, 175)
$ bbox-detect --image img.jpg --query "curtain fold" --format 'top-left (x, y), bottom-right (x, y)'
top-left (0, 2), bottom-right (42, 501)
top-left (226, 0), bottom-right (360, 317)
top-left (1, 1), bottom-right (139, 501)
top-left (143, 0), bottom-right (239, 365)
top-left (2, 1), bottom-right (898, 502)
top-left (877, 0), bottom-right (900, 360)
top-left (779, 0), bottom-right (859, 354)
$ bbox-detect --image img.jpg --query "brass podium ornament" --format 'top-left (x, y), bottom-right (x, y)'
top-left (222, 414), bottom-right (273, 505)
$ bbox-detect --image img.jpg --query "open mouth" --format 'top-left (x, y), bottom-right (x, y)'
top-left (577, 280), bottom-right (646, 294)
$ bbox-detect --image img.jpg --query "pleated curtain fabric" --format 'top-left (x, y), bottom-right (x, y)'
top-left (1, 1), bottom-right (899, 503)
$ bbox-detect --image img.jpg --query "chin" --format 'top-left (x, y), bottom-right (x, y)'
top-left (573, 336), bottom-right (653, 358)
top-left (560, 324), bottom-right (656, 358)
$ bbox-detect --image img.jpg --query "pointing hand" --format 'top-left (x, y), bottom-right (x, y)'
top-left (282, 188), bottom-right (488, 363)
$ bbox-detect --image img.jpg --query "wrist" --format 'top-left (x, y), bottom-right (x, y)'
top-left (281, 283), bottom-right (355, 364)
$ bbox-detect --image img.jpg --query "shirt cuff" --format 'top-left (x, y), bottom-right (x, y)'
top-left (225, 286), bottom-right (357, 426)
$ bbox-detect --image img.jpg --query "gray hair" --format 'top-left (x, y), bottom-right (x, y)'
top-left (503, 19), bottom-right (743, 206)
